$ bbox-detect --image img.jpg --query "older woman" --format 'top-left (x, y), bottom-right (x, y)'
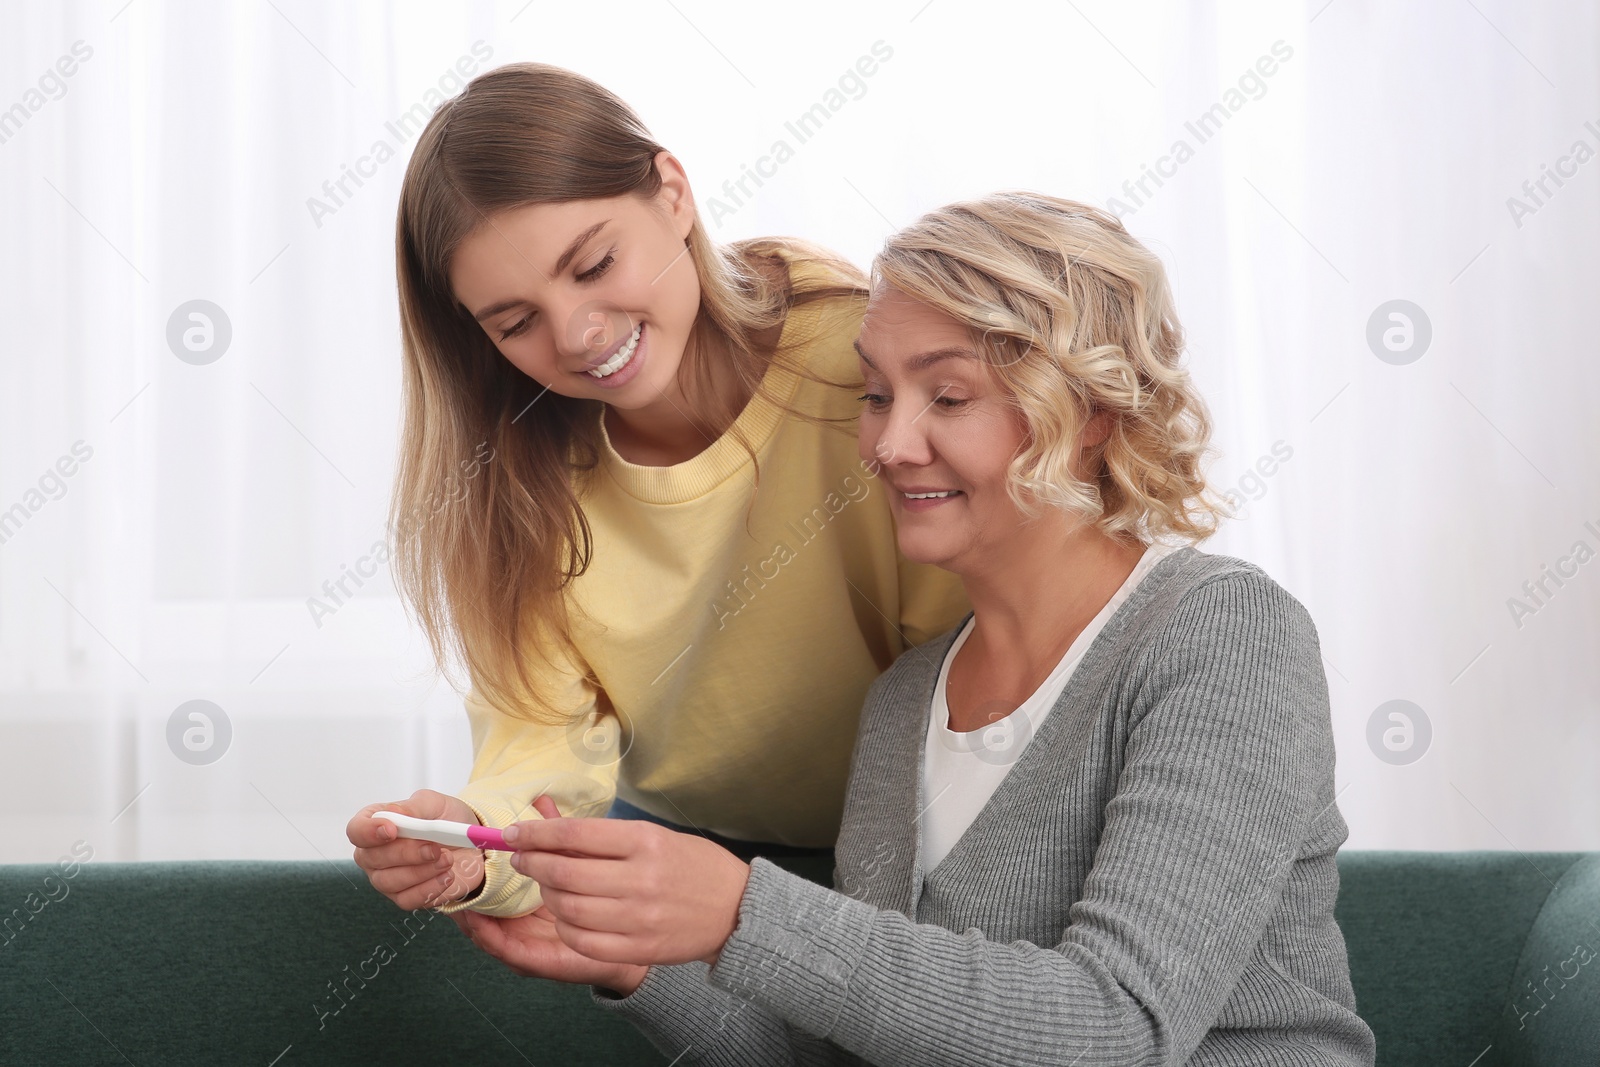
top-left (454, 193), bottom-right (1377, 1066)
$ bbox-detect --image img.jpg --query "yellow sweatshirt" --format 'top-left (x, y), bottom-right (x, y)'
top-left (444, 246), bottom-right (970, 917)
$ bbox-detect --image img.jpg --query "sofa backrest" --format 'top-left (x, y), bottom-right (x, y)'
top-left (1334, 850), bottom-right (1598, 1067)
top-left (0, 860), bottom-right (667, 1066)
top-left (2, 851), bottom-right (1595, 1065)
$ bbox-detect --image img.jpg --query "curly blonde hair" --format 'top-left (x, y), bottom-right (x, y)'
top-left (873, 191), bottom-right (1224, 543)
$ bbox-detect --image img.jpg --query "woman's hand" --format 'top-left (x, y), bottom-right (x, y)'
top-left (452, 905), bottom-right (650, 996)
top-left (346, 788), bottom-right (486, 910)
top-left (504, 796), bottom-right (751, 968)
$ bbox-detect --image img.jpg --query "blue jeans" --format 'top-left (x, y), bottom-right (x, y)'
top-left (603, 795), bottom-right (686, 830)
top-left (603, 795), bottom-right (833, 865)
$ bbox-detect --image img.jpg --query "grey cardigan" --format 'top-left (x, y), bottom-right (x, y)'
top-left (591, 549), bottom-right (1377, 1066)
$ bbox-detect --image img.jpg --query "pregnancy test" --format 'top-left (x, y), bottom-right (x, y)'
top-left (373, 810), bottom-right (512, 852)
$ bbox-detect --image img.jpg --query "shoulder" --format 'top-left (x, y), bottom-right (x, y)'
top-left (736, 237), bottom-right (869, 375)
top-left (1144, 549), bottom-right (1318, 653)
top-left (1121, 551), bottom-right (1329, 739)
top-left (858, 550), bottom-right (1316, 697)
top-left (733, 235), bottom-right (868, 297)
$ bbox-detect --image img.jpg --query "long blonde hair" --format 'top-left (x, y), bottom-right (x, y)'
top-left (392, 62), bottom-right (863, 723)
top-left (874, 192), bottom-right (1223, 542)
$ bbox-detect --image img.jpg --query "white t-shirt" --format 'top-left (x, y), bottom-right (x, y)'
top-left (919, 541), bottom-right (1179, 873)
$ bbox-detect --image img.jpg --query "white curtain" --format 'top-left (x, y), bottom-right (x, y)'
top-left (1, 0), bottom-right (1594, 864)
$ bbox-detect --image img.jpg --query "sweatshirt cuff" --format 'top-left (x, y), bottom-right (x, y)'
top-left (704, 856), bottom-right (875, 1038)
top-left (434, 795), bottom-right (540, 916)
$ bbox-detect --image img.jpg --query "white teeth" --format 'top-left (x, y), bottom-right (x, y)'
top-left (587, 323), bottom-right (642, 378)
top-left (904, 490), bottom-right (960, 499)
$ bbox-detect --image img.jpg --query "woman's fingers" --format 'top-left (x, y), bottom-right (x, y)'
top-left (538, 883), bottom-right (645, 932)
top-left (512, 849), bottom-right (635, 897)
top-left (457, 910), bottom-right (533, 957)
top-left (547, 918), bottom-right (637, 966)
top-left (348, 791), bottom-right (475, 850)
top-left (368, 859), bottom-right (452, 898)
top-left (406, 788), bottom-right (479, 824)
top-left (353, 837), bottom-right (443, 872)
top-left (348, 795), bottom-right (488, 911)
top-left (504, 812), bottom-right (648, 857)
top-left (443, 849), bottom-right (485, 899)
top-left (506, 816), bottom-right (665, 895)
top-left (516, 829), bottom-right (748, 966)
top-left (532, 793), bottom-right (562, 820)
top-left (454, 907), bottom-right (599, 981)
top-left (346, 800), bottom-right (409, 848)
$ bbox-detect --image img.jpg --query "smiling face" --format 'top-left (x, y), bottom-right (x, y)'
top-left (446, 154), bottom-right (701, 409)
top-left (855, 286), bottom-right (1037, 573)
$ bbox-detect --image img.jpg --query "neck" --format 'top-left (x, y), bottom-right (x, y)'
top-left (955, 516), bottom-right (1147, 682)
top-left (605, 325), bottom-right (755, 466)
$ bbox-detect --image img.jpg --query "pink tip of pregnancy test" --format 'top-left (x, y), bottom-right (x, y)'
top-left (466, 824), bottom-right (512, 851)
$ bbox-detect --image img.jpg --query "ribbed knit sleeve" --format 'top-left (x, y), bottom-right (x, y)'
top-left (594, 568), bottom-right (1355, 1066)
top-left (589, 960), bottom-right (837, 1065)
top-left (437, 683), bottom-right (619, 919)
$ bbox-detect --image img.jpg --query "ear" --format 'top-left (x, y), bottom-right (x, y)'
top-left (1079, 408), bottom-right (1115, 450)
top-left (651, 150), bottom-right (697, 240)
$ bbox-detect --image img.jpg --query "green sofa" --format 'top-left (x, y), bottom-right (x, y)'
top-left (2, 851), bottom-right (1594, 1065)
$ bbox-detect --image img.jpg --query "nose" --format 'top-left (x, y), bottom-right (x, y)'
top-left (868, 397), bottom-right (936, 472)
top-left (557, 300), bottom-right (633, 365)
top-left (548, 298), bottom-right (594, 363)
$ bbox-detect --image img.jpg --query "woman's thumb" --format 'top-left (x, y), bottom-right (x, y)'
top-left (531, 794), bottom-right (562, 820)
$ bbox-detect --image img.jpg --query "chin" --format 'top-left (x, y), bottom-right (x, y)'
top-left (895, 531), bottom-right (961, 570)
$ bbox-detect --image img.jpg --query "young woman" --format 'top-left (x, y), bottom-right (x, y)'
top-left (454, 193), bottom-right (1377, 1066)
top-left (345, 63), bottom-right (968, 917)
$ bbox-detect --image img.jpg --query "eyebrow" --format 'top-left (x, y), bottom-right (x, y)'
top-left (853, 340), bottom-right (977, 372)
top-left (470, 220), bottom-right (609, 322)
